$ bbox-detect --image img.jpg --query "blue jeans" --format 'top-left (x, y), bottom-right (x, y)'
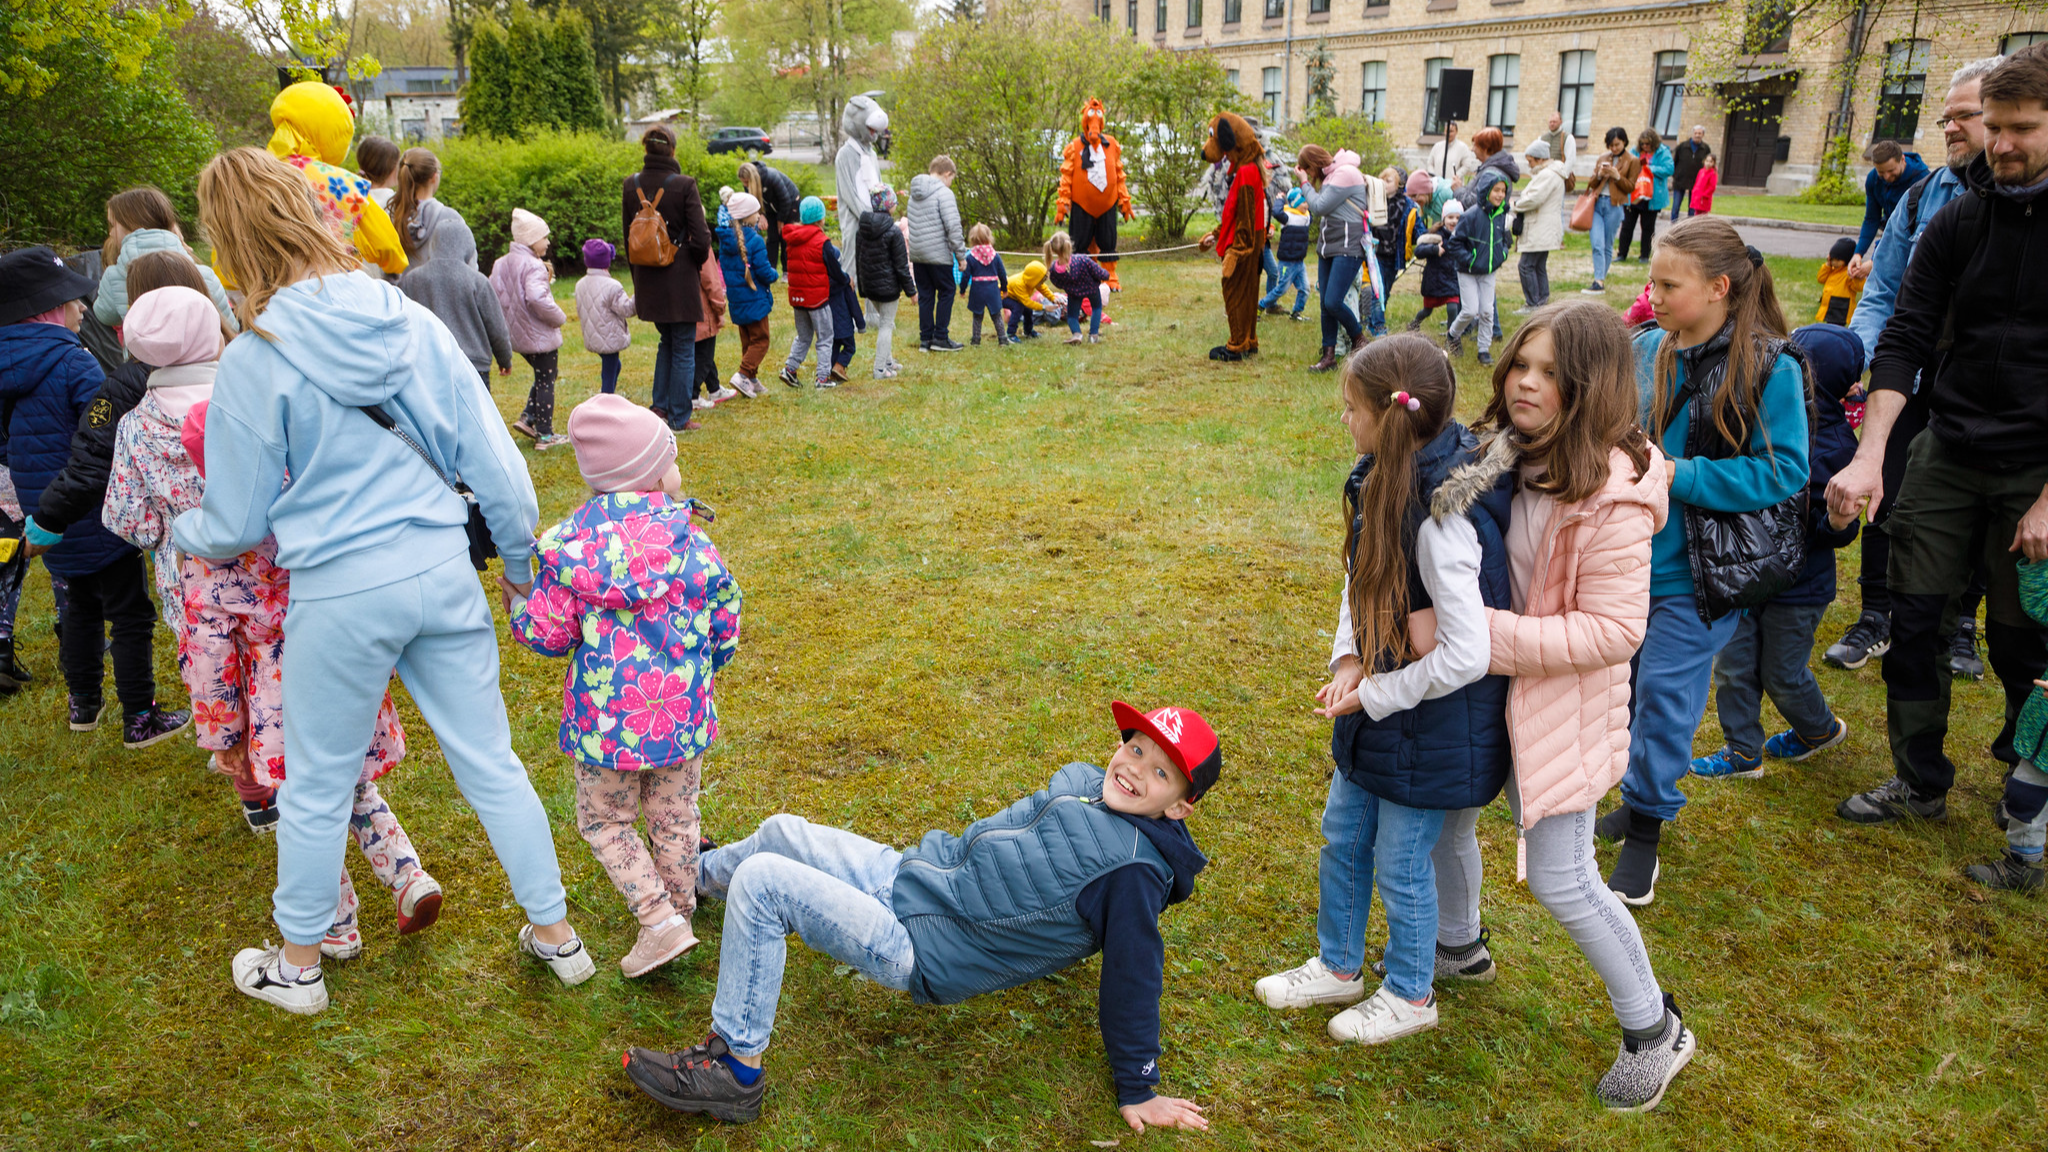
top-left (1711, 602), bottom-right (1837, 756)
top-left (598, 351), bottom-right (620, 395)
top-left (1317, 254), bottom-right (1364, 349)
top-left (651, 322), bottom-right (696, 428)
top-left (1259, 260), bottom-right (1307, 313)
top-left (701, 814), bottom-right (917, 1056)
top-left (1262, 244), bottom-right (1281, 296)
top-left (1315, 772), bottom-right (1447, 1002)
top-left (274, 551), bottom-right (567, 944)
top-left (1623, 594), bottom-right (1741, 821)
top-left (1064, 287), bottom-right (1102, 336)
top-left (1589, 200), bottom-right (1624, 285)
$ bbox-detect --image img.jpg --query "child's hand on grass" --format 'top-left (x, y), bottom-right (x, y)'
top-left (1314, 655), bottom-right (1365, 718)
top-left (1119, 1095), bottom-right (1208, 1134)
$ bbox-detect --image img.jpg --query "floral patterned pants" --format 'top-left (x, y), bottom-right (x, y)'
top-left (575, 757), bottom-right (701, 927)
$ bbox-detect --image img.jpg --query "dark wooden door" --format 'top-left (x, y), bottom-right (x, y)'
top-left (1723, 97), bottom-right (1784, 187)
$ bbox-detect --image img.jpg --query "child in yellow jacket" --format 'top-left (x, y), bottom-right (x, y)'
top-left (1815, 238), bottom-right (1866, 326)
top-left (1003, 260), bottom-right (1055, 340)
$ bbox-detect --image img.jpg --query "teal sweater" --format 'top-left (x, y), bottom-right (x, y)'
top-left (1634, 327), bottom-right (1809, 597)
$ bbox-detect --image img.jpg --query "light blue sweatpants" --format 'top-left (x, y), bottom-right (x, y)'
top-left (274, 550), bottom-right (568, 945)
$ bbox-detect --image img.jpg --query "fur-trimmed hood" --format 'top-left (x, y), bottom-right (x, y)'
top-left (1433, 428), bottom-right (1668, 531)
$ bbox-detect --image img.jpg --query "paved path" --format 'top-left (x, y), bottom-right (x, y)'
top-left (1733, 221), bottom-right (1854, 259)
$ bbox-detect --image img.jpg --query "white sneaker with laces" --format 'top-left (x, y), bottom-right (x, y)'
top-left (1253, 956), bottom-right (1368, 1009)
top-left (518, 924), bottom-right (596, 986)
top-left (708, 385), bottom-right (741, 404)
top-left (232, 942), bottom-right (329, 1014)
top-left (729, 373), bottom-right (764, 398)
top-left (692, 397), bottom-right (716, 410)
top-left (1327, 985), bottom-right (1438, 1045)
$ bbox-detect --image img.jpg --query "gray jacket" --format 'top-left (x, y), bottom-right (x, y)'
top-left (906, 173), bottom-right (964, 265)
top-left (395, 213), bottom-right (512, 373)
top-left (1303, 180), bottom-right (1367, 258)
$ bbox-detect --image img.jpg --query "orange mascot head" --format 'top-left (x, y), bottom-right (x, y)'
top-left (1081, 98), bottom-right (1106, 145)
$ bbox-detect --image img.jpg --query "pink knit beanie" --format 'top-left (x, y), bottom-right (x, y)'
top-left (1405, 169), bottom-right (1435, 200)
top-left (568, 394), bottom-right (676, 494)
top-left (123, 286), bottom-right (220, 368)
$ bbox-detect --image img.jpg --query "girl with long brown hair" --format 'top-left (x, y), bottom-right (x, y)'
top-left (175, 147), bottom-right (586, 1014)
top-left (95, 185), bottom-right (238, 330)
top-left (1602, 214), bottom-right (1807, 905)
top-left (1254, 334), bottom-right (1512, 1050)
top-left (389, 147), bottom-right (441, 260)
top-left (1423, 301), bottom-right (1698, 1110)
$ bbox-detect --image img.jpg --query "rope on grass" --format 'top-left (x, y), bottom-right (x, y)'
top-left (989, 242), bottom-right (1209, 259)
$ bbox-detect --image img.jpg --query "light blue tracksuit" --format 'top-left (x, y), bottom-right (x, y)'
top-left (172, 270), bottom-right (564, 946)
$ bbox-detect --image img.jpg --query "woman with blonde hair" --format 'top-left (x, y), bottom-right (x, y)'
top-left (174, 148), bottom-right (588, 1015)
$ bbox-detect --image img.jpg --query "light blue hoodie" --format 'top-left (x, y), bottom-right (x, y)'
top-left (172, 270), bottom-right (540, 598)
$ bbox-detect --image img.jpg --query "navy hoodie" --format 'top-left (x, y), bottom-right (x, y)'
top-left (1771, 323), bottom-right (1862, 606)
top-left (1073, 808), bottom-right (1208, 1106)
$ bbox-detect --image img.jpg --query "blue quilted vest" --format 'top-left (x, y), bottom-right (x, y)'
top-left (890, 763), bottom-right (1174, 1005)
top-left (1330, 422), bottom-right (1514, 811)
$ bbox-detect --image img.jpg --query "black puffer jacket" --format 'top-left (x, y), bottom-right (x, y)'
top-left (855, 212), bottom-right (913, 302)
top-left (36, 359), bottom-right (149, 538)
top-left (754, 163), bottom-right (802, 225)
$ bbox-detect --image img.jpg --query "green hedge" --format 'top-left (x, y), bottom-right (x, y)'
top-left (432, 130), bottom-right (822, 270)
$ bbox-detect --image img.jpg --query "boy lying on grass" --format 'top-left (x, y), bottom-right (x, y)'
top-left (621, 701), bottom-right (1221, 1134)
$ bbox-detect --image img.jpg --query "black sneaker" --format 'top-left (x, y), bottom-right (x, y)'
top-left (1823, 610), bottom-right (1890, 670)
top-left (0, 639), bottom-right (31, 691)
top-left (1837, 775), bottom-right (1946, 824)
top-left (929, 339), bottom-right (964, 352)
top-left (68, 695), bottom-right (109, 732)
top-left (242, 798), bottom-right (279, 835)
top-left (1948, 618), bottom-right (1986, 680)
top-left (1594, 802), bottom-right (1634, 844)
top-left (1964, 851), bottom-right (2044, 892)
top-left (778, 366), bottom-right (801, 388)
top-left (623, 1034), bottom-right (767, 1123)
top-left (1607, 808), bottom-right (1663, 906)
top-left (1476, 351), bottom-right (1493, 367)
top-left (123, 704), bottom-right (193, 749)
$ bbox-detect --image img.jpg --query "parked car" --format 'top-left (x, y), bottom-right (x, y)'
top-left (707, 127), bottom-right (773, 155)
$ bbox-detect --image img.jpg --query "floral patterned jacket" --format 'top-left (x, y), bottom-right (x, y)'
top-left (102, 374), bottom-right (213, 628)
top-left (510, 491), bottom-right (740, 771)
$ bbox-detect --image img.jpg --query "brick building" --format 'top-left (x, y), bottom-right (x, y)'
top-left (1065, 0), bottom-right (2046, 192)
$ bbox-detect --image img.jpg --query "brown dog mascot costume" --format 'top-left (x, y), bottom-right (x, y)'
top-left (1200, 112), bottom-right (1265, 361)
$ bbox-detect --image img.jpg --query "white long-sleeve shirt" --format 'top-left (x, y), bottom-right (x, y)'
top-left (1329, 514), bottom-right (1491, 721)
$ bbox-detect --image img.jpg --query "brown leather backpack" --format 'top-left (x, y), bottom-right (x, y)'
top-left (628, 181), bottom-right (677, 267)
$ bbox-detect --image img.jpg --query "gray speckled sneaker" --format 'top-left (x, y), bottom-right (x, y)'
top-left (1598, 994), bottom-right (1695, 1112)
top-left (1371, 925), bottom-right (1498, 983)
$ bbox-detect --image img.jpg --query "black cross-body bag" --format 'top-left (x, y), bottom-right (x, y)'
top-left (358, 404), bottom-right (499, 571)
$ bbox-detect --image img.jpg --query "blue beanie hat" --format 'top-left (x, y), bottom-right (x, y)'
top-left (799, 195), bottom-right (826, 225)
top-left (582, 238), bottom-right (614, 269)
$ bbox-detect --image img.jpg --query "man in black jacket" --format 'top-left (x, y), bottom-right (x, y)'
top-left (1670, 127), bottom-right (1711, 222)
top-left (1827, 45), bottom-right (2048, 892)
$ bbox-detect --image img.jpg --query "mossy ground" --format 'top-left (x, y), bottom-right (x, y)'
top-left (0, 233), bottom-right (2039, 1151)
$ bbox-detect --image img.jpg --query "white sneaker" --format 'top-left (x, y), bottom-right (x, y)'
top-left (692, 397), bottom-right (716, 410)
top-left (518, 924), bottom-right (596, 986)
top-left (708, 385), bottom-right (740, 404)
top-left (729, 373), bottom-right (763, 398)
top-left (1327, 985), bottom-right (1438, 1045)
top-left (1253, 956), bottom-right (1369, 1009)
top-left (231, 942), bottom-right (329, 1015)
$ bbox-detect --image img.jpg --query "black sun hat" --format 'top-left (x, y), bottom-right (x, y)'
top-left (0, 246), bottom-right (97, 327)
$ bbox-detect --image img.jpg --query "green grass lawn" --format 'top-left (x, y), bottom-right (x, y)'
top-left (1, 241), bottom-right (2041, 1151)
top-left (1710, 193), bottom-right (1866, 229)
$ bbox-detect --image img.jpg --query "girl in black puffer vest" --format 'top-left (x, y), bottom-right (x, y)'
top-left (856, 188), bottom-right (914, 379)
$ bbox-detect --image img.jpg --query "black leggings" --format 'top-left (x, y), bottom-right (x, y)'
top-left (58, 552), bottom-right (157, 712)
top-left (519, 350), bottom-right (559, 436)
top-left (1616, 204), bottom-right (1658, 262)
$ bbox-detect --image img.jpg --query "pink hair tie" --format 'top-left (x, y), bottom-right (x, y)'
top-left (1390, 391), bottom-right (1422, 412)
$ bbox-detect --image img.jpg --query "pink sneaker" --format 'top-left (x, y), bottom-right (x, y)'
top-left (395, 869), bottom-right (444, 936)
top-left (621, 916), bottom-right (699, 978)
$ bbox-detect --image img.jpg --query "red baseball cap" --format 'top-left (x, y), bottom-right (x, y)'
top-left (1110, 701), bottom-right (1223, 801)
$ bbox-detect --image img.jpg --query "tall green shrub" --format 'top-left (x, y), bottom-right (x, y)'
top-left (547, 13), bottom-right (609, 132)
top-left (1797, 134), bottom-right (1865, 206)
top-left (459, 5), bottom-right (609, 138)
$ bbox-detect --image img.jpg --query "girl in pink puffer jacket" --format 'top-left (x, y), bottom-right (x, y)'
top-left (491, 208), bottom-right (569, 447)
top-left (1416, 301), bottom-right (1696, 1112)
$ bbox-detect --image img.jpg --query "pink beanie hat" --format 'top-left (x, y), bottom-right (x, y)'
top-left (568, 394), bottom-right (676, 494)
top-left (182, 401), bottom-right (210, 478)
top-left (1405, 169), bottom-right (1435, 199)
top-left (123, 286), bottom-right (220, 368)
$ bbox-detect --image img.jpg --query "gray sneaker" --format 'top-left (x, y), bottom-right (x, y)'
top-left (1837, 775), bottom-right (1947, 824)
top-left (1598, 994), bottom-right (1695, 1112)
top-left (1370, 926), bottom-right (1498, 983)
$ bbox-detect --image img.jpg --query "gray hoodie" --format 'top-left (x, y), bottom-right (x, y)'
top-left (906, 172), bottom-right (964, 265)
top-left (395, 212), bottom-right (512, 375)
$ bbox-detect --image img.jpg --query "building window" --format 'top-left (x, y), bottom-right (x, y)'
top-left (1227, 68), bottom-right (1240, 90)
top-left (1360, 61), bottom-right (1387, 123)
top-left (1423, 57), bottom-right (1452, 135)
top-left (2003, 31), bottom-right (2048, 53)
top-left (1557, 50), bottom-right (1594, 137)
top-left (1223, 0), bottom-right (1240, 21)
top-left (1873, 39), bottom-right (1930, 143)
top-left (1186, 0), bottom-right (1201, 26)
top-left (1128, 0), bottom-right (1138, 31)
top-left (1486, 54), bottom-right (1520, 134)
top-left (1366, 0), bottom-right (1388, 8)
top-left (1309, 0), bottom-right (1328, 12)
top-left (1263, 66), bottom-right (1283, 122)
top-left (1652, 50), bottom-right (1688, 137)
top-left (1155, 0), bottom-right (1166, 32)
top-left (1264, 0), bottom-right (1282, 15)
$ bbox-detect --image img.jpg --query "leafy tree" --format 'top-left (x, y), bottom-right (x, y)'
top-left (230, 0), bottom-right (382, 82)
top-left (461, 17), bottom-right (517, 135)
top-left (556, 0), bottom-right (653, 114)
top-left (170, 3), bottom-right (276, 148)
top-left (547, 10), bottom-right (609, 129)
top-left (716, 0), bottom-right (910, 148)
top-left (1115, 46), bottom-right (1245, 242)
top-left (1287, 113), bottom-right (1401, 176)
top-left (642, 0), bottom-right (720, 121)
top-left (891, 4), bottom-right (1136, 248)
top-left (348, 0), bottom-right (453, 67)
top-left (461, 4), bottom-right (607, 136)
top-left (0, 0), bottom-right (186, 97)
top-left (1303, 38), bottom-right (1336, 120)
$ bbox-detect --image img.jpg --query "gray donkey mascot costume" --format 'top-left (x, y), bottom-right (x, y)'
top-left (835, 92), bottom-right (889, 292)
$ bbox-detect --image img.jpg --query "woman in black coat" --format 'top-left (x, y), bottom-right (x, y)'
top-left (621, 127), bottom-right (714, 430)
top-left (739, 161), bottom-right (802, 271)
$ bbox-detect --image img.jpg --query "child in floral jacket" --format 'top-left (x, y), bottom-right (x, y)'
top-left (507, 393), bottom-right (741, 980)
top-left (99, 285), bottom-right (441, 960)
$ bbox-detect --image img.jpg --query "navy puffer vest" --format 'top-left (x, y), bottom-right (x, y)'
top-left (1330, 422), bottom-right (1513, 811)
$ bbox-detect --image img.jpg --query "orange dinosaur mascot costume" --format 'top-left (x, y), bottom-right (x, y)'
top-left (1055, 98), bottom-right (1136, 292)
top-left (1201, 112), bottom-right (1265, 361)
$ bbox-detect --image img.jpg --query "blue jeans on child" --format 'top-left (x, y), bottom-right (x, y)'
top-left (1260, 260), bottom-right (1307, 314)
top-left (1623, 593), bottom-right (1741, 821)
top-left (1003, 298), bottom-right (1037, 338)
top-left (1316, 771), bottom-right (1449, 1003)
top-left (700, 814), bottom-right (917, 1056)
top-left (598, 351), bottom-right (621, 395)
top-left (1589, 200), bottom-right (1624, 284)
top-left (1064, 287), bottom-right (1102, 337)
top-left (1711, 602), bottom-right (1838, 756)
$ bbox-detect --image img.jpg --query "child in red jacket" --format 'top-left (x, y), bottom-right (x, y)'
top-left (778, 196), bottom-right (835, 389)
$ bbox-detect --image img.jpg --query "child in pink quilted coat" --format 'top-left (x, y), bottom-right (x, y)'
top-left (101, 285), bottom-right (443, 961)
top-left (1414, 300), bottom-right (1694, 1112)
top-left (506, 393), bottom-right (741, 980)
